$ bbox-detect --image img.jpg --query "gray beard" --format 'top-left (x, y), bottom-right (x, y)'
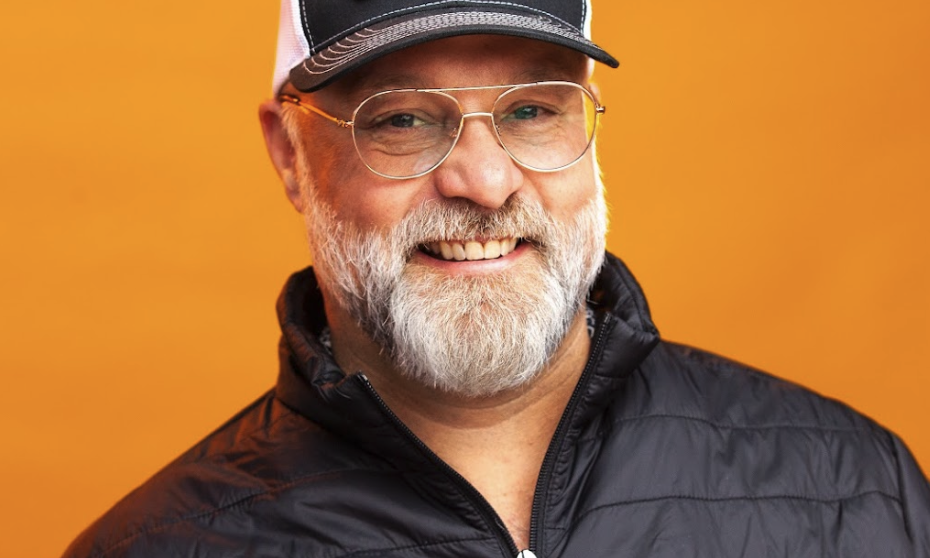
top-left (304, 192), bottom-right (606, 398)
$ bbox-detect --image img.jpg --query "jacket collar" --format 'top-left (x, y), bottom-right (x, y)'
top-left (570, 252), bottom-right (661, 428)
top-left (273, 251), bottom-right (660, 446)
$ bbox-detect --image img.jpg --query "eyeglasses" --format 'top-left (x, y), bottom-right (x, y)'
top-left (279, 81), bottom-right (605, 180)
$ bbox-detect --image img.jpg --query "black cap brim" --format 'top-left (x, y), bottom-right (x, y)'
top-left (289, 8), bottom-right (619, 92)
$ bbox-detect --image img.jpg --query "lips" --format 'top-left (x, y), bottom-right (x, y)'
top-left (421, 238), bottom-right (521, 261)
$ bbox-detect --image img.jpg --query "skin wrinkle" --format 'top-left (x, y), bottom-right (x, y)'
top-left (330, 66), bottom-right (593, 108)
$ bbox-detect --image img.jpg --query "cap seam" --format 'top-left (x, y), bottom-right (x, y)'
top-left (309, 0), bottom-right (580, 55)
top-left (299, 0), bottom-right (314, 49)
top-left (581, 0), bottom-right (587, 33)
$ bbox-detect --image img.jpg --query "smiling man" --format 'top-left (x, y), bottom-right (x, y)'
top-left (63, 1), bottom-right (930, 557)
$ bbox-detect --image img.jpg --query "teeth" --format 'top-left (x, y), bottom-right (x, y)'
top-left (428, 238), bottom-right (520, 261)
top-left (440, 242), bottom-right (454, 260)
top-left (484, 240), bottom-right (501, 259)
top-left (464, 241), bottom-right (484, 260)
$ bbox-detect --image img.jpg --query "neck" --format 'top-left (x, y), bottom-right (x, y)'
top-left (325, 300), bottom-right (592, 550)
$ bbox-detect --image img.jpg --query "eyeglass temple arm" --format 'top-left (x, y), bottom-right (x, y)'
top-left (278, 95), bottom-right (353, 128)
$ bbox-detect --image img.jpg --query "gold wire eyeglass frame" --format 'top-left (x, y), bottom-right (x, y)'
top-left (278, 81), bottom-right (606, 180)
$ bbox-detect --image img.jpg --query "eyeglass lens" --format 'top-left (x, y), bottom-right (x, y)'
top-left (352, 83), bottom-right (599, 179)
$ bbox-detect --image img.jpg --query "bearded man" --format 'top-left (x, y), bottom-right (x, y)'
top-left (62, 1), bottom-right (930, 557)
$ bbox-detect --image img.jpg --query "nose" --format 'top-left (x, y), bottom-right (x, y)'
top-left (429, 113), bottom-right (524, 210)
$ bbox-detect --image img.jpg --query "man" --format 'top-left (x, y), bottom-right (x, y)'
top-left (63, 1), bottom-right (930, 556)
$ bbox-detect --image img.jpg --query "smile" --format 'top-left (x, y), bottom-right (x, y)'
top-left (420, 238), bottom-right (521, 261)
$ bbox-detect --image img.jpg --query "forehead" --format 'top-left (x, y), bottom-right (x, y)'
top-left (316, 35), bottom-right (591, 102)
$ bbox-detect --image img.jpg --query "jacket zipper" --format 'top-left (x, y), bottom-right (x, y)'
top-left (358, 375), bottom-right (520, 558)
top-left (358, 313), bottom-right (613, 558)
top-left (527, 314), bottom-right (613, 555)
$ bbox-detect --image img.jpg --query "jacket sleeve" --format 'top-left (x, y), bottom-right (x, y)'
top-left (891, 433), bottom-right (930, 555)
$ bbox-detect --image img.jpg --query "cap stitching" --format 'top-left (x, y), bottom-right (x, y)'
top-left (305, 12), bottom-right (586, 71)
top-left (299, 0), bottom-right (315, 49)
top-left (310, 0), bottom-right (579, 54)
top-left (315, 12), bottom-right (594, 65)
top-left (301, 11), bottom-right (594, 76)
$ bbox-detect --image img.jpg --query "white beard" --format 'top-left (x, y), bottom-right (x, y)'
top-left (301, 185), bottom-right (607, 398)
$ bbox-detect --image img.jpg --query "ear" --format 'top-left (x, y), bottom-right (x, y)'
top-left (259, 99), bottom-right (306, 213)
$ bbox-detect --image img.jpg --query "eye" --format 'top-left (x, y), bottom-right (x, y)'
top-left (498, 101), bottom-right (558, 123)
top-left (363, 111), bottom-right (435, 131)
top-left (511, 106), bottom-right (539, 120)
top-left (390, 113), bottom-right (420, 128)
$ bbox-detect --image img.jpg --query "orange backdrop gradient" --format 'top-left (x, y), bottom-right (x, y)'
top-left (1, 1), bottom-right (928, 556)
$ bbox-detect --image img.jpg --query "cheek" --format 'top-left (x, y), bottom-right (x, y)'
top-left (301, 129), bottom-right (370, 211)
top-left (536, 160), bottom-right (601, 220)
top-left (304, 131), bottom-right (358, 185)
top-left (301, 129), bottom-right (429, 230)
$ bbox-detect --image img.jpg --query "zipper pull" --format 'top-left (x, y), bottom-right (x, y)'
top-left (516, 551), bottom-right (537, 558)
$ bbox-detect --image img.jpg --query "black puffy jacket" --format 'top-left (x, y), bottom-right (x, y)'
top-left (64, 253), bottom-right (930, 557)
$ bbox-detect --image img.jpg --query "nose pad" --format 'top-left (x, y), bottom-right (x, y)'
top-left (431, 113), bottom-right (523, 209)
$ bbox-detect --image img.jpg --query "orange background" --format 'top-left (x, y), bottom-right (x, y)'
top-left (1, 1), bottom-right (928, 556)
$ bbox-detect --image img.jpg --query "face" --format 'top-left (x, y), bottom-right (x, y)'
top-left (267, 36), bottom-right (607, 397)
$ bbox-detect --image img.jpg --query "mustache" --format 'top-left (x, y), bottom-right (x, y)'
top-left (390, 196), bottom-right (555, 254)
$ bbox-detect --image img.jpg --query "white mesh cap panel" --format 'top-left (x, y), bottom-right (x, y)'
top-left (273, 0), bottom-right (311, 94)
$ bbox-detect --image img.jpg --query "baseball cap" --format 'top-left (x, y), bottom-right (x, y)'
top-left (273, 0), bottom-right (619, 93)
